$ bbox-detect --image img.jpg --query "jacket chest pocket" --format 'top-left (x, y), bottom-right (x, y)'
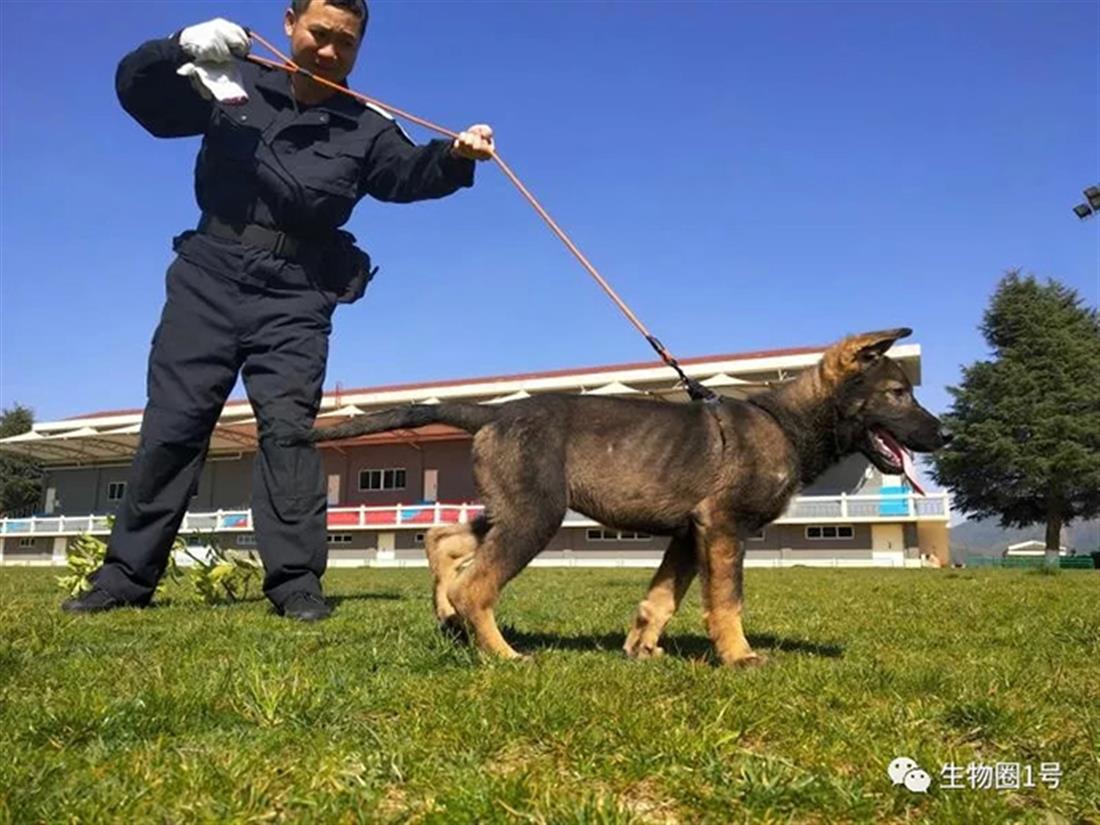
top-left (208, 106), bottom-right (269, 160)
top-left (300, 143), bottom-right (361, 198)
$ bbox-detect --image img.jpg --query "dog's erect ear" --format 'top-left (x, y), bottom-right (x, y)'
top-left (821, 328), bottom-right (912, 383)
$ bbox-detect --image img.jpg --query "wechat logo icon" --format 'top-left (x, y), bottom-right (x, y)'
top-left (888, 756), bottom-right (932, 793)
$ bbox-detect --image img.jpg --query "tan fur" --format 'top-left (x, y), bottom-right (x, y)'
top-left (424, 524), bottom-right (477, 628)
top-left (623, 534), bottom-right (696, 659)
top-left (820, 328), bottom-right (909, 386)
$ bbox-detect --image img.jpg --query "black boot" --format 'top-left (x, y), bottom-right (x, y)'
top-left (279, 591), bottom-right (332, 622)
top-left (61, 587), bottom-right (147, 614)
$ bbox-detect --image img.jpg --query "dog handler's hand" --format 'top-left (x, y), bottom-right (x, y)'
top-left (450, 124), bottom-right (494, 160)
top-left (179, 18), bottom-right (250, 63)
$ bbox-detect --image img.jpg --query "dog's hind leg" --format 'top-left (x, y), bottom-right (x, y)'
top-left (447, 424), bottom-right (568, 660)
top-left (446, 511), bottom-right (562, 660)
top-left (425, 519), bottom-right (485, 642)
top-left (694, 502), bottom-right (763, 668)
top-left (624, 531), bottom-right (696, 660)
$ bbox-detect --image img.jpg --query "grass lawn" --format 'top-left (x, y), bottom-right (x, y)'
top-left (1, 566), bottom-right (1097, 823)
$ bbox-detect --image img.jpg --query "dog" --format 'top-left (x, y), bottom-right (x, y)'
top-left (310, 328), bottom-right (949, 666)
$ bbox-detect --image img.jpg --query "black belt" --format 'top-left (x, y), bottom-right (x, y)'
top-left (197, 215), bottom-right (317, 261)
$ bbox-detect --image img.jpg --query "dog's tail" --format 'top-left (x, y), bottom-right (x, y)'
top-left (308, 402), bottom-right (498, 443)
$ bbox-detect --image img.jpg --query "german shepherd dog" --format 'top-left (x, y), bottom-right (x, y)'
top-left (310, 329), bottom-right (949, 667)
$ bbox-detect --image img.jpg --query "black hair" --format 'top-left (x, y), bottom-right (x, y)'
top-left (290, 0), bottom-right (368, 36)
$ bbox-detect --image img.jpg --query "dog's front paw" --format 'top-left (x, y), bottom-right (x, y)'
top-left (726, 651), bottom-right (767, 669)
top-left (623, 631), bottom-right (664, 660)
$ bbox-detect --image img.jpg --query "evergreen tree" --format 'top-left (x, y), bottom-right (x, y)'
top-left (932, 271), bottom-right (1100, 555)
top-left (0, 404), bottom-right (44, 516)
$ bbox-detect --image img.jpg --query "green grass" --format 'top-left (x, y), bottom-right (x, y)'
top-left (1, 567), bottom-right (1098, 823)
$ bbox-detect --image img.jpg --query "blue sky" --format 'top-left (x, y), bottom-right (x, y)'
top-left (1, 0), bottom-right (1097, 427)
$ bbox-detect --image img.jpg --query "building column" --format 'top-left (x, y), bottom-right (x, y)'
top-left (917, 522), bottom-right (950, 567)
top-left (52, 537), bottom-right (68, 566)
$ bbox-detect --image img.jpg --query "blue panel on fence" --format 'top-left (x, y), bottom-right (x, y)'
top-left (879, 485), bottom-right (909, 516)
top-left (219, 514), bottom-right (249, 529)
top-left (5, 520), bottom-right (33, 533)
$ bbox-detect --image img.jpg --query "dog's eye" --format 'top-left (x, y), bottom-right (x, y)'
top-left (887, 388), bottom-right (909, 401)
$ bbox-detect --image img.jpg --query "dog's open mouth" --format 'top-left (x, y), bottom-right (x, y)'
top-left (870, 427), bottom-right (925, 495)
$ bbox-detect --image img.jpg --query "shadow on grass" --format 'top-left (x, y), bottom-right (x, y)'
top-left (151, 591), bottom-right (405, 610)
top-left (328, 592), bottom-right (404, 607)
top-left (504, 629), bottom-right (844, 660)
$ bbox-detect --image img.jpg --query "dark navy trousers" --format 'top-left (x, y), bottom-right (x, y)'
top-left (93, 235), bottom-right (336, 608)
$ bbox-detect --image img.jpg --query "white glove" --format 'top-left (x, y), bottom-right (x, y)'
top-left (177, 61), bottom-right (249, 104)
top-left (179, 18), bottom-right (249, 63)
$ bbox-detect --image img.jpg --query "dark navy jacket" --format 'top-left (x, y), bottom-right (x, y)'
top-left (115, 36), bottom-right (474, 292)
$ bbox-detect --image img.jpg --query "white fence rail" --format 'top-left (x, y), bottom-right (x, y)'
top-left (1, 493), bottom-right (949, 538)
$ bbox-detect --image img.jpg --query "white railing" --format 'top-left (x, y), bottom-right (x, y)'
top-left (0, 492), bottom-right (949, 538)
top-left (782, 491), bottom-right (950, 522)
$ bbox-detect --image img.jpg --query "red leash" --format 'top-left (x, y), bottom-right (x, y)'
top-left (246, 32), bottom-right (715, 402)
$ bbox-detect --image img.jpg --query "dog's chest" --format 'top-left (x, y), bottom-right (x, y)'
top-left (734, 468), bottom-right (800, 522)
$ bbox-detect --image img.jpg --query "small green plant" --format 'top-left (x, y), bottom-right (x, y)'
top-left (57, 527), bottom-right (181, 599)
top-left (55, 532), bottom-right (108, 598)
top-left (179, 533), bottom-right (262, 605)
top-left (57, 525), bottom-right (257, 604)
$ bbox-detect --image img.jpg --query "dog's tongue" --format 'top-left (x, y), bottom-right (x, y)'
top-left (877, 429), bottom-right (926, 496)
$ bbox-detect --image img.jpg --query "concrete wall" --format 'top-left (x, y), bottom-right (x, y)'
top-left (43, 467), bottom-right (118, 515)
top-left (201, 458), bottom-right (253, 510)
top-left (1, 536), bottom-right (53, 562)
top-left (321, 441), bottom-right (476, 507)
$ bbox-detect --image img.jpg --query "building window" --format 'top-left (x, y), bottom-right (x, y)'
top-left (107, 481), bottom-right (127, 502)
top-left (805, 525), bottom-right (855, 540)
top-left (18, 538), bottom-right (35, 548)
top-left (327, 534), bottom-right (353, 545)
top-left (586, 529), bottom-right (651, 541)
top-left (358, 468), bottom-right (406, 492)
top-left (236, 534), bottom-right (257, 546)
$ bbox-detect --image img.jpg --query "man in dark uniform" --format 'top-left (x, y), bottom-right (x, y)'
top-left (63, 0), bottom-right (494, 620)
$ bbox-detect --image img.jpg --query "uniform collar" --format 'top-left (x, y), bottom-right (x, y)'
top-left (253, 64), bottom-right (362, 125)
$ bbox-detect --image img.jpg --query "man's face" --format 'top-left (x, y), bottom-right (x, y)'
top-left (284, 0), bottom-right (362, 84)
